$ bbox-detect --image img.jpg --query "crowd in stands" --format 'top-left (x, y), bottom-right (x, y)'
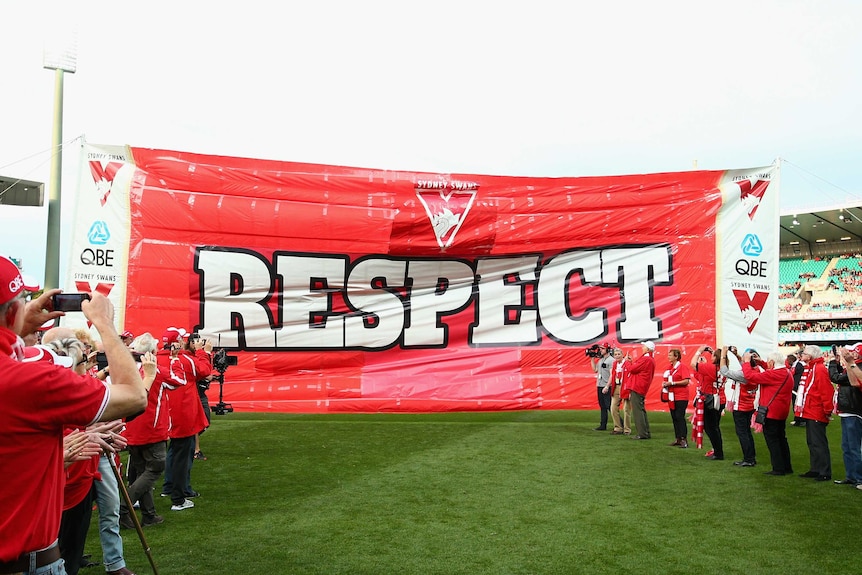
top-left (780, 320), bottom-right (862, 333)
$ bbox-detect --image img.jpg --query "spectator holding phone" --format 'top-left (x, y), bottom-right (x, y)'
top-left (0, 255), bottom-right (147, 574)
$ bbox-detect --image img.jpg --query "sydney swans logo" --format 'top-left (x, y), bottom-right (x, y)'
top-left (415, 180), bottom-right (478, 249)
top-left (88, 161), bottom-right (125, 207)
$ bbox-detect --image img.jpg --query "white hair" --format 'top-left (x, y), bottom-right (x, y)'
top-left (766, 351), bottom-right (786, 365)
top-left (802, 345), bottom-right (822, 359)
top-left (131, 332), bottom-right (158, 354)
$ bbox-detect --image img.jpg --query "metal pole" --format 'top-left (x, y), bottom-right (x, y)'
top-left (45, 68), bottom-right (64, 290)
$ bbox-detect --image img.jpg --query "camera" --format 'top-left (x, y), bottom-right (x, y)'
top-left (832, 344), bottom-right (839, 357)
top-left (585, 344), bottom-right (603, 358)
top-left (704, 346), bottom-right (713, 353)
top-left (52, 293), bottom-right (91, 312)
top-left (212, 348), bottom-right (238, 372)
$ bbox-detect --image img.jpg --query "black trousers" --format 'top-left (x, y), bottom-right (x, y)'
top-left (168, 435), bottom-right (196, 505)
top-left (763, 418), bottom-right (793, 473)
top-left (597, 387), bottom-right (611, 429)
top-left (58, 484), bottom-right (94, 575)
top-left (732, 410), bottom-right (756, 463)
top-left (805, 419), bottom-right (831, 477)
top-left (703, 406), bottom-right (724, 457)
top-left (670, 400), bottom-right (688, 439)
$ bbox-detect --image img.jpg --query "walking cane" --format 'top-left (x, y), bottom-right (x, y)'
top-left (106, 452), bottom-right (160, 575)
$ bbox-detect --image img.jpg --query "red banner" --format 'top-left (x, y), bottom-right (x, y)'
top-left (67, 144), bottom-right (779, 412)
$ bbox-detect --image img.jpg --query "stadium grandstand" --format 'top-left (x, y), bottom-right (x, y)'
top-left (778, 201), bottom-right (862, 351)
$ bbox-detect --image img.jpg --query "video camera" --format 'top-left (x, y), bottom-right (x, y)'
top-left (209, 346), bottom-right (237, 415)
top-left (585, 344), bottom-right (603, 359)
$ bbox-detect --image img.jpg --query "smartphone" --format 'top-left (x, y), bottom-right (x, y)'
top-left (95, 351), bottom-right (109, 371)
top-left (832, 344), bottom-right (839, 357)
top-left (52, 293), bottom-right (91, 312)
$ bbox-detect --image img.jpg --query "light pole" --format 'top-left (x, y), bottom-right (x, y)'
top-left (43, 35), bottom-right (77, 290)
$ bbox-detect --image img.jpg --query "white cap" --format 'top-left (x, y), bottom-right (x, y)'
top-left (643, 341), bottom-right (656, 351)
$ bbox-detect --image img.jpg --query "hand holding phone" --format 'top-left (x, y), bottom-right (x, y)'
top-left (51, 293), bottom-right (91, 312)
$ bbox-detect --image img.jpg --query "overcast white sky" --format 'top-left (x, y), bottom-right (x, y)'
top-left (2, 0), bottom-right (860, 283)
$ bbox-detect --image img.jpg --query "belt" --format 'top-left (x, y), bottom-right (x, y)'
top-left (0, 545), bottom-right (61, 574)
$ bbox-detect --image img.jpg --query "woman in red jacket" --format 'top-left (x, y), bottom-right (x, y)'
top-left (795, 345), bottom-right (834, 481)
top-left (743, 351), bottom-right (795, 476)
top-left (663, 349), bottom-right (691, 448)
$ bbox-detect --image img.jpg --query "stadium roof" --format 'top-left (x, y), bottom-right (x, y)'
top-left (779, 203), bottom-right (862, 249)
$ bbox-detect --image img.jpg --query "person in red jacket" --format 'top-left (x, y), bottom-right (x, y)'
top-left (610, 348), bottom-right (633, 435)
top-left (795, 345), bottom-right (834, 481)
top-left (690, 346), bottom-right (725, 460)
top-left (120, 333), bottom-right (166, 528)
top-left (742, 350), bottom-right (795, 476)
top-left (626, 341), bottom-right (656, 440)
top-left (663, 349), bottom-right (691, 448)
top-left (720, 346), bottom-right (759, 466)
top-left (158, 327), bottom-right (212, 511)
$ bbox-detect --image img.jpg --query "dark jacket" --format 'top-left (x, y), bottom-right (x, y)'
top-left (828, 360), bottom-right (862, 415)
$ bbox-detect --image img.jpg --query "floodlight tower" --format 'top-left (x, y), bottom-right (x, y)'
top-left (43, 34), bottom-right (77, 290)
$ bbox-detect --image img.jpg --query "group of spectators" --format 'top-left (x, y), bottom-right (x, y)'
top-left (779, 320), bottom-right (862, 333)
top-left (0, 255), bottom-right (215, 575)
top-left (590, 337), bottom-right (862, 487)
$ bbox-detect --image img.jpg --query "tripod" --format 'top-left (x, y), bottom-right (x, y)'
top-left (212, 371), bottom-right (233, 415)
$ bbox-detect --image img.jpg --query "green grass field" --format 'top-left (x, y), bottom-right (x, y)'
top-left (87, 410), bottom-right (860, 575)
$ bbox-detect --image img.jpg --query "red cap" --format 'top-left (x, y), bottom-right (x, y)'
top-left (845, 342), bottom-right (862, 355)
top-left (21, 345), bottom-right (75, 368)
top-left (161, 327), bottom-right (188, 346)
top-left (0, 256), bottom-right (25, 305)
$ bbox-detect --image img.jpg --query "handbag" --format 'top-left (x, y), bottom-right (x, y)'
top-left (703, 393), bottom-right (717, 410)
top-left (754, 405), bottom-right (769, 425)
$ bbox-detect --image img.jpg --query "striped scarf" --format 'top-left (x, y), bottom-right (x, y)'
top-left (690, 395), bottom-right (704, 449)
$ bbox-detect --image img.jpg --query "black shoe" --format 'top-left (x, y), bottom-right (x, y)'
top-left (631, 435), bottom-right (650, 440)
top-left (118, 512), bottom-right (135, 530)
top-left (593, 427), bottom-right (607, 431)
top-left (799, 471), bottom-right (819, 478)
top-left (184, 490), bottom-right (201, 498)
top-left (815, 475), bottom-right (832, 482)
top-left (834, 479), bottom-right (860, 485)
top-left (738, 461), bottom-right (756, 467)
top-left (706, 454), bottom-right (724, 460)
top-left (764, 470), bottom-right (786, 476)
top-left (142, 514), bottom-right (165, 526)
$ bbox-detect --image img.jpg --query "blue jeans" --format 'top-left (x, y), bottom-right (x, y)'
top-left (840, 415), bottom-right (862, 482)
top-left (95, 455), bottom-right (127, 572)
top-left (24, 557), bottom-right (66, 574)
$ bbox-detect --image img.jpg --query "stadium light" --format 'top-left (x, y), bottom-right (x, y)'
top-left (42, 31), bottom-right (77, 290)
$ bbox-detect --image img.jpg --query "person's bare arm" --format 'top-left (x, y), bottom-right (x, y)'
top-left (18, 288), bottom-right (64, 337)
top-left (82, 293), bottom-right (146, 420)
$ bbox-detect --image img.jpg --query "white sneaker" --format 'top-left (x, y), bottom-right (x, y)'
top-left (171, 499), bottom-right (195, 511)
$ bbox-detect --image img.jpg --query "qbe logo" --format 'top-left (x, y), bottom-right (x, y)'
top-left (88, 221), bottom-right (111, 245)
top-left (736, 234), bottom-right (767, 277)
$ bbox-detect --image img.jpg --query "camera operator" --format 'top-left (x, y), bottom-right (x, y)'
top-left (589, 342), bottom-right (614, 431)
top-left (828, 343), bottom-right (862, 487)
top-left (158, 328), bottom-right (212, 511)
top-left (0, 255), bottom-right (146, 574)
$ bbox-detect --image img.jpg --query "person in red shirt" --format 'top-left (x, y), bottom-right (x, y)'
top-left (742, 350), bottom-right (795, 476)
top-left (690, 346), bottom-right (725, 460)
top-left (663, 349), bottom-right (691, 448)
top-left (120, 333), bottom-right (171, 528)
top-left (626, 341), bottom-right (656, 439)
top-left (609, 348), bottom-right (632, 435)
top-left (795, 345), bottom-right (834, 481)
top-left (720, 346), bottom-right (759, 466)
top-left (158, 328), bottom-right (212, 510)
top-left (0, 255), bottom-right (147, 574)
